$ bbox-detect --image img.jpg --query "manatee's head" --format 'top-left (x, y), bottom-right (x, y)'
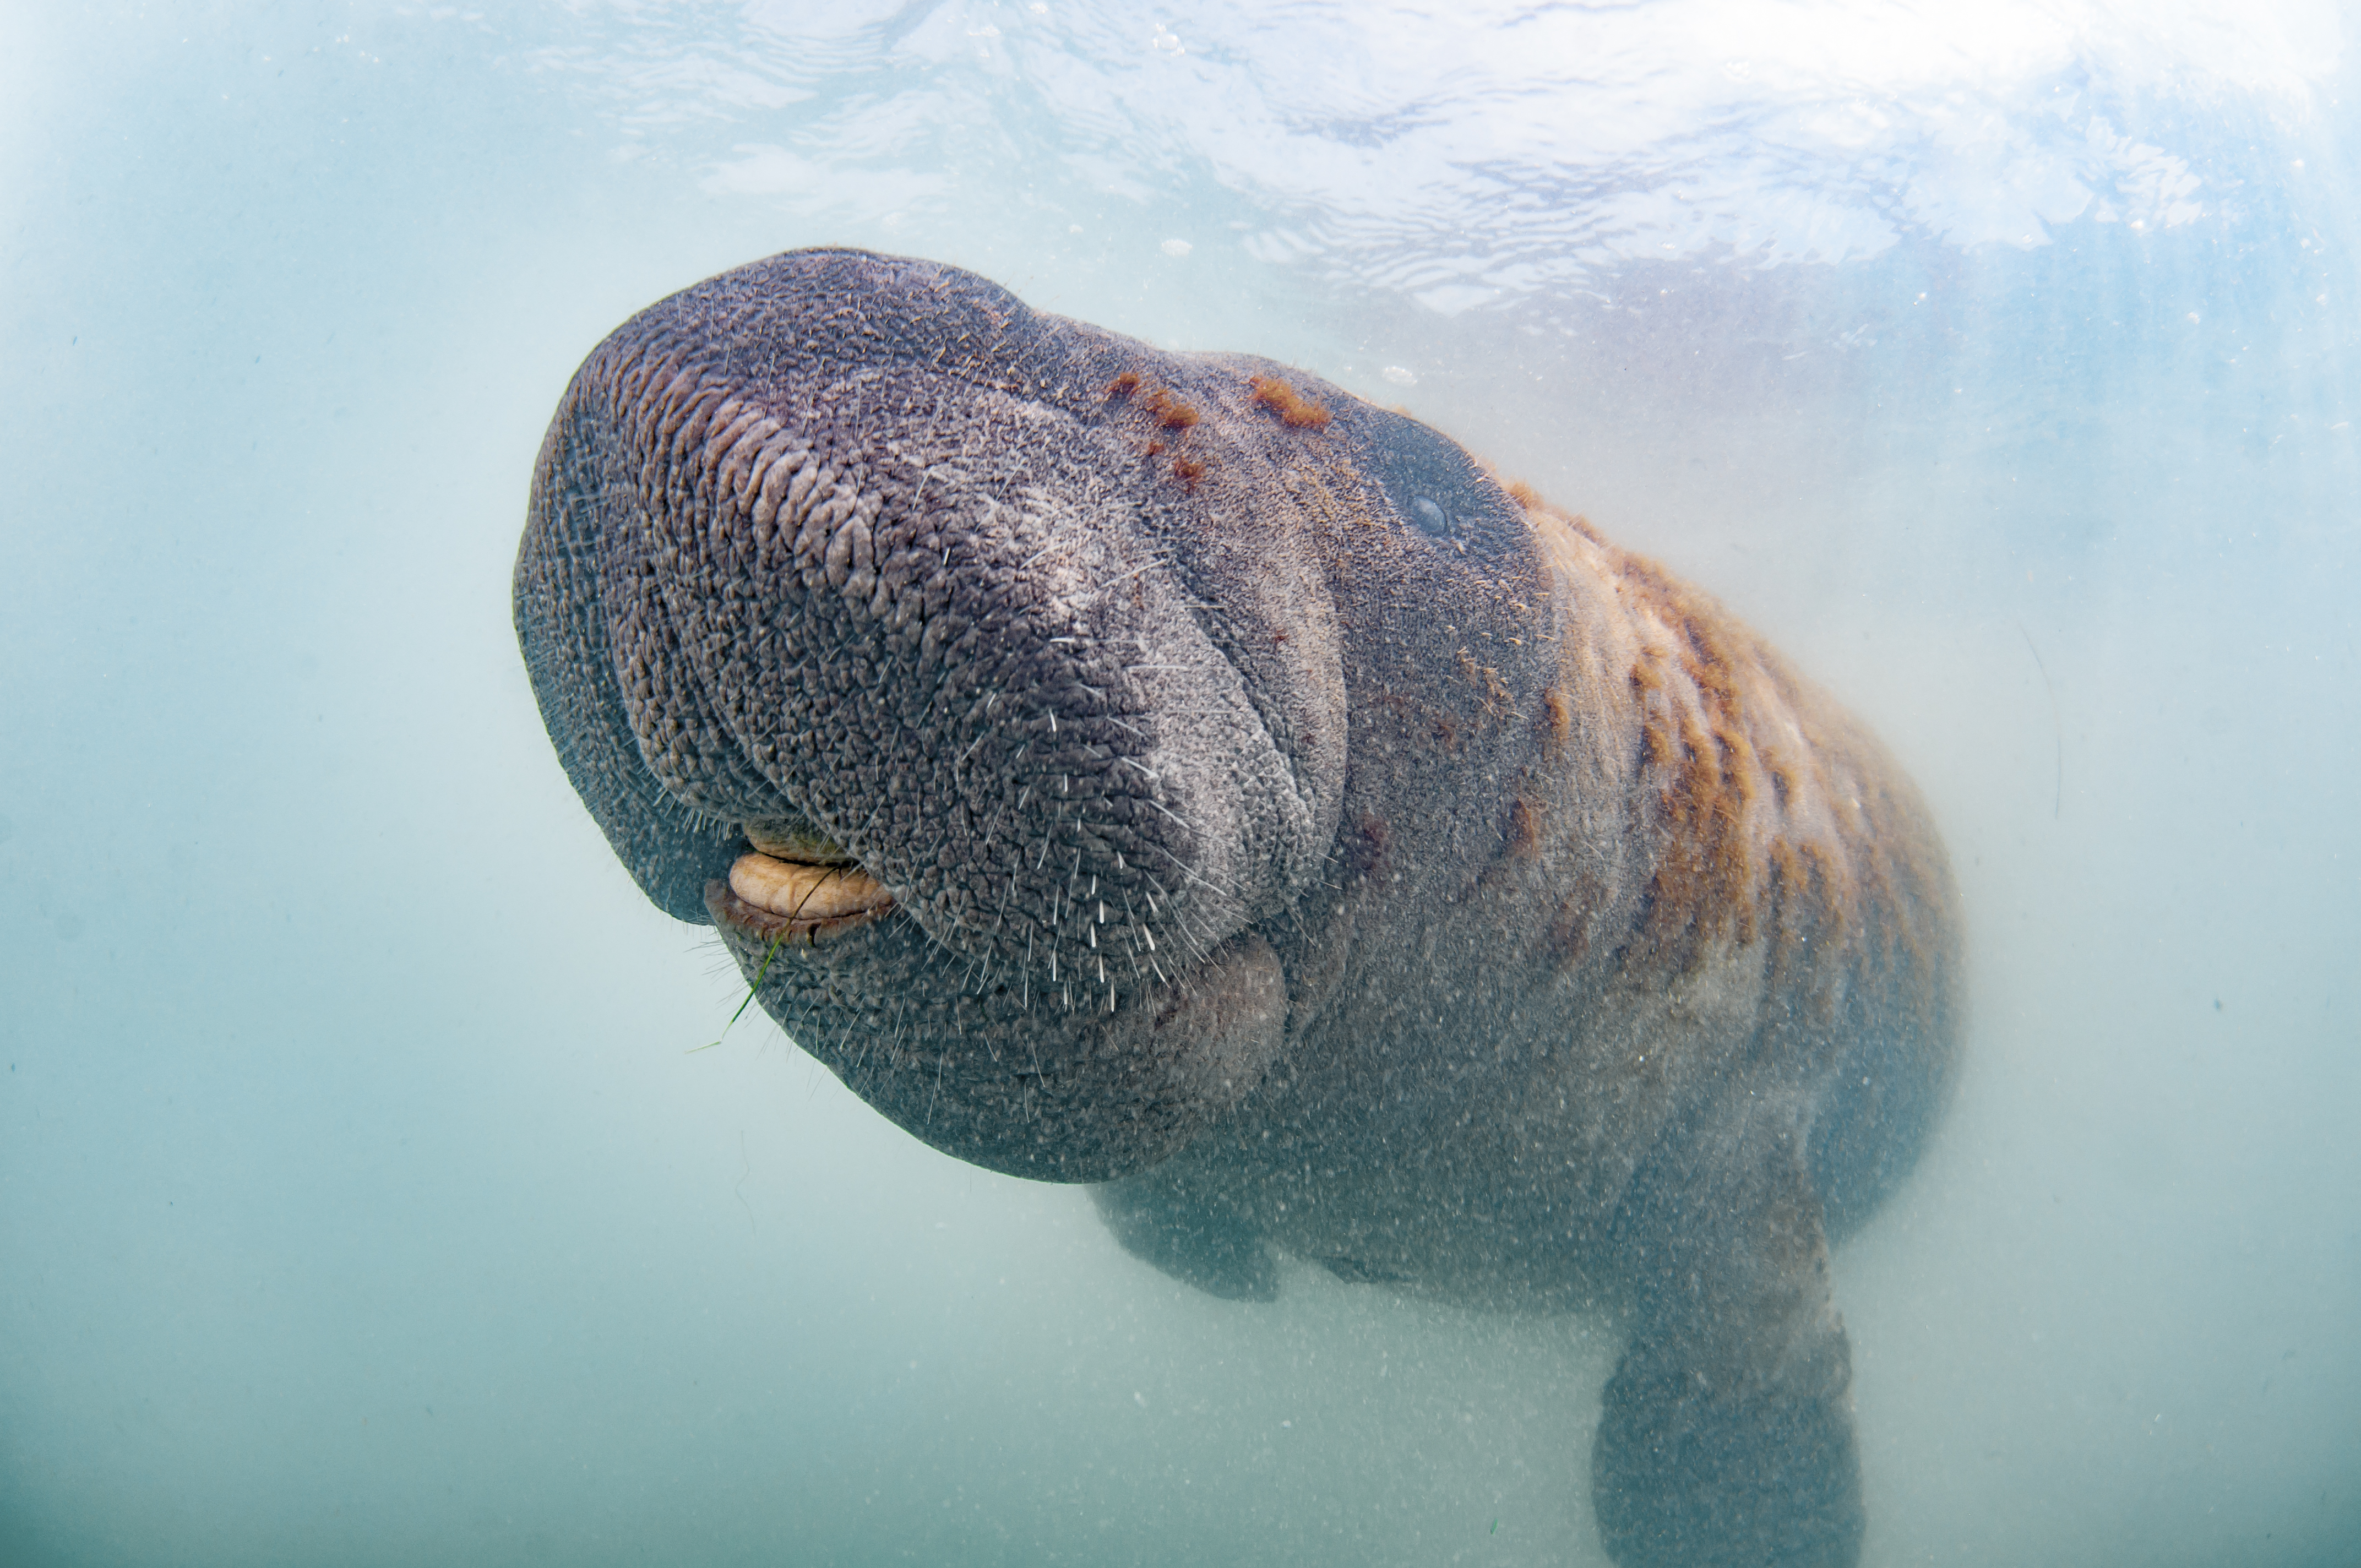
top-left (517, 249), bottom-right (1546, 1180)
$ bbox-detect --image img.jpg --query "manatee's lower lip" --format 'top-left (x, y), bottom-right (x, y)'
top-left (707, 851), bottom-right (894, 941)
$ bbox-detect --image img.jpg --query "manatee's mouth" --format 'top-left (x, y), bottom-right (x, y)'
top-left (704, 820), bottom-right (895, 944)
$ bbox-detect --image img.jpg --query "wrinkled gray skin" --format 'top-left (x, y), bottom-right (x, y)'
top-left (517, 249), bottom-right (1963, 1568)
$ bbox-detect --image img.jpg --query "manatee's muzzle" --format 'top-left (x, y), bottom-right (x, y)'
top-left (514, 248), bottom-right (1355, 1177)
top-left (520, 247), bottom-right (1344, 1016)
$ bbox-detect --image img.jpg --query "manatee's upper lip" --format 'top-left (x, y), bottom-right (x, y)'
top-left (706, 850), bottom-right (895, 943)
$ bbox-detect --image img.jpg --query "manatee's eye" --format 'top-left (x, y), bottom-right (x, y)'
top-left (1356, 407), bottom-right (1518, 552)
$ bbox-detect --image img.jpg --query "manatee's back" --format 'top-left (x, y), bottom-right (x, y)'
top-left (1782, 689), bottom-right (1964, 1243)
top-left (1530, 504), bottom-right (1965, 1243)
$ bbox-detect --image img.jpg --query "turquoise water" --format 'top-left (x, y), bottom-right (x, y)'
top-left (4, 3), bottom-right (2357, 1564)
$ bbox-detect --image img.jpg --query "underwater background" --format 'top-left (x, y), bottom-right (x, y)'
top-left (4, 2), bottom-right (2357, 1563)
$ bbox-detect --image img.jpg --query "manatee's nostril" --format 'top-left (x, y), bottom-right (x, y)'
top-left (742, 818), bottom-right (857, 864)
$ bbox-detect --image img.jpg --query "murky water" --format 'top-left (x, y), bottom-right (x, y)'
top-left (4, 4), bottom-right (2356, 1564)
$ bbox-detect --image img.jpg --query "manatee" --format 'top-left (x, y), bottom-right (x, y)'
top-left (515, 248), bottom-right (1962, 1568)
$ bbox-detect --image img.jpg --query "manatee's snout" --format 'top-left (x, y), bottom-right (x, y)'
top-left (518, 248), bottom-right (1346, 1177)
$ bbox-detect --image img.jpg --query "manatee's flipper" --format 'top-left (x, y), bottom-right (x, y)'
top-left (1593, 1119), bottom-right (1862, 1568)
top-left (1593, 1319), bottom-right (1860, 1568)
top-left (1092, 1178), bottom-right (1277, 1302)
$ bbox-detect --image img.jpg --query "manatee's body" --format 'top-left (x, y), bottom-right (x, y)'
top-left (516, 249), bottom-right (1962, 1568)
